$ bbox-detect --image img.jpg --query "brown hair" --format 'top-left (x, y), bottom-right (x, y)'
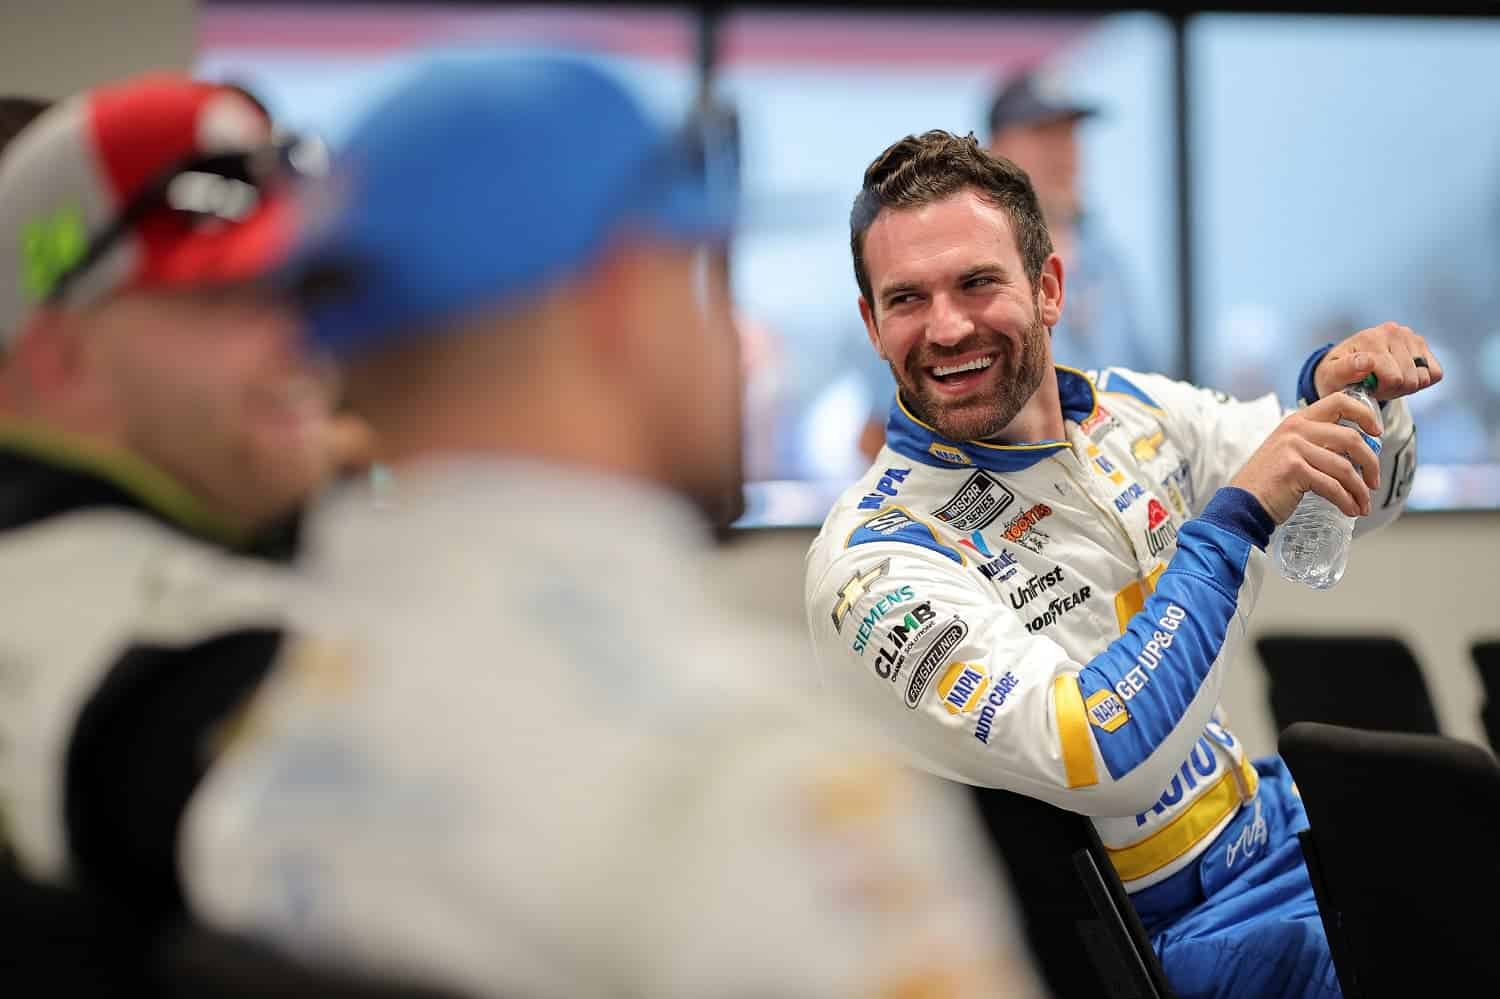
top-left (850, 129), bottom-right (1052, 308)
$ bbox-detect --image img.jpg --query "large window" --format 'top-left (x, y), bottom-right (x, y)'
top-left (199, 5), bottom-right (1500, 522)
top-left (199, 5), bottom-right (1176, 527)
top-left (1191, 16), bottom-right (1500, 509)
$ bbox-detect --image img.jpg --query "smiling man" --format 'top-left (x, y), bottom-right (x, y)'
top-left (806, 130), bottom-right (1439, 998)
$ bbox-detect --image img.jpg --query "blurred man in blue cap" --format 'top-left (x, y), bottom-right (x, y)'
top-left (988, 69), bottom-right (1158, 375)
top-left (181, 53), bottom-right (1043, 998)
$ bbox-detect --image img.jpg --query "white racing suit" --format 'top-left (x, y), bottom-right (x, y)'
top-left (805, 356), bottom-right (1415, 997)
top-left (182, 462), bottom-right (1044, 999)
top-left (0, 426), bottom-right (295, 913)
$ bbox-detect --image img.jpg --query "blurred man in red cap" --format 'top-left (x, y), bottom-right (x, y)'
top-left (0, 73), bottom-right (336, 920)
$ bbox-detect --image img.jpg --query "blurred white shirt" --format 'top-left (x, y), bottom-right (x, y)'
top-left (182, 460), bottom-right (1044, 999)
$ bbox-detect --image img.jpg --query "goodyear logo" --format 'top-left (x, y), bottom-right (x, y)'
top-left (928, 442), bottom-right (972, 466)
top-left (937, 662), bottom-right (989, 715)
top-left (1085, 689), bottom-right (1130, 733)
top-left (20, 204), bottom-right (88, 302)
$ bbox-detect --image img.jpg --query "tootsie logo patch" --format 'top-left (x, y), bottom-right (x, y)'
top-left (1001, 503), bottom-right (1053, 554)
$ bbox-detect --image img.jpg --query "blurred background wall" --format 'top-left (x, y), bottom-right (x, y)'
top-left (0, 0), bottom-right (196, 98)
top-left (6, 0), bottom-right (1497, 760)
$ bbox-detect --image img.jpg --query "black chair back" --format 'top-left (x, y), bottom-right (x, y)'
top-left (153, 921), bottom-right (473, 998)
top-left (1280, 721), bottom-right (1500, 997)
top-left (1470, 641), bottom-right (1500, 752)
top-left (969, 787), bottom-right (1174, 999)
top-left (1255, 634), bottom-right (1439, 734)
top-left (0, 861), bottom-right (154, 994)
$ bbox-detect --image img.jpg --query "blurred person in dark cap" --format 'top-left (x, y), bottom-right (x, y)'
top-left (987, 69), bottom-right (1157, 374)
top-left (0, 73), bottom-right (342, 918)
top-left (180, 52), bottom-right (1043, 999)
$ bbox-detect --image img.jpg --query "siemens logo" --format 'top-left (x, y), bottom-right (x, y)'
top-left (850, 585), bottom-right (916, 654)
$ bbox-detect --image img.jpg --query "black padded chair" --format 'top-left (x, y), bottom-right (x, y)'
top-left (0, 861), bottom-right (154, 995)
top-left (1255, 634), bottom-right (1439, 735)
top-left (152, 922), bottom-right (470, 998)
top-left (969, 787), bottom-right (1175, 999)
top-left (1470, 641), bottom-right (1500, 753)
top-left (0, 862), bottom-right (470, 998)
top-left (1280, 721), bottom-right (1500, 997)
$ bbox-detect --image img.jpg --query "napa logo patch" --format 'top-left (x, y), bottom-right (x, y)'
top-left (1086, 689), bottom-right (1131, 733)
top-left (927, 442), bottom-right (972, 466)
top-left (937, 662), bottom-right (989, 715)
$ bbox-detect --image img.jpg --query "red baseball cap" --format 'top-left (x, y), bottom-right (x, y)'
top-left (0, 72), bottom-right (306, 343)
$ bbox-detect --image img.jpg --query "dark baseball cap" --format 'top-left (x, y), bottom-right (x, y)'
top-left (987, 71), bottom-right (1097, 137)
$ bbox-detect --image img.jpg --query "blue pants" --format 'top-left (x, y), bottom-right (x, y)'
top-left (1130, 757), bottom-right (1341, 999)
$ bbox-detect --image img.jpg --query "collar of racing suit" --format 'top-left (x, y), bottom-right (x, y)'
top-left (885, 365), bottom-right (1153, 473)
top-left (0, 419), bottom-right (299, 559)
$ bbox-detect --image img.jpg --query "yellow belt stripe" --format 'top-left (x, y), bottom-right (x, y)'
top-left (1105, 757), bottom-right (1260, 883)
top-left (1054, 676), bottom-right (1099, 788)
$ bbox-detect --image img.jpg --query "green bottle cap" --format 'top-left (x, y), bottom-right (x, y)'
top-left (1359, 373), bottom-right (1378, 392)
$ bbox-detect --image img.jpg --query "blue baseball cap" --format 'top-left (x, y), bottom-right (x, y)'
top-left (277, 52), bottom-right (737, 360)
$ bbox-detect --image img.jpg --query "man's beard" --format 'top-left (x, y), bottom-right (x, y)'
top-left (893, 308), bottom-right (1050, 443)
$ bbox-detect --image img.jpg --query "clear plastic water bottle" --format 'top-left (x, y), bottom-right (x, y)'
top-left (1272, 375), bottom-right (1383, 589)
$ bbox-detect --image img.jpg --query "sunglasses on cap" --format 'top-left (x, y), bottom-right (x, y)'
top-left (43, 129), bottom-right (328, 306)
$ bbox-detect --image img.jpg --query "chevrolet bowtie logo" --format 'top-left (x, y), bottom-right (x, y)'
top-left (831, 559), bottom-right (890, 632)
top-left (1132, 431), bottom-right (1165, 462)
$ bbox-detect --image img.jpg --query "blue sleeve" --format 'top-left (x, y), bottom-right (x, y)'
top-left (1296, 343), bottom-right (1335, 405)
top-left (1072, 488), bottom-right (1270, 781)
